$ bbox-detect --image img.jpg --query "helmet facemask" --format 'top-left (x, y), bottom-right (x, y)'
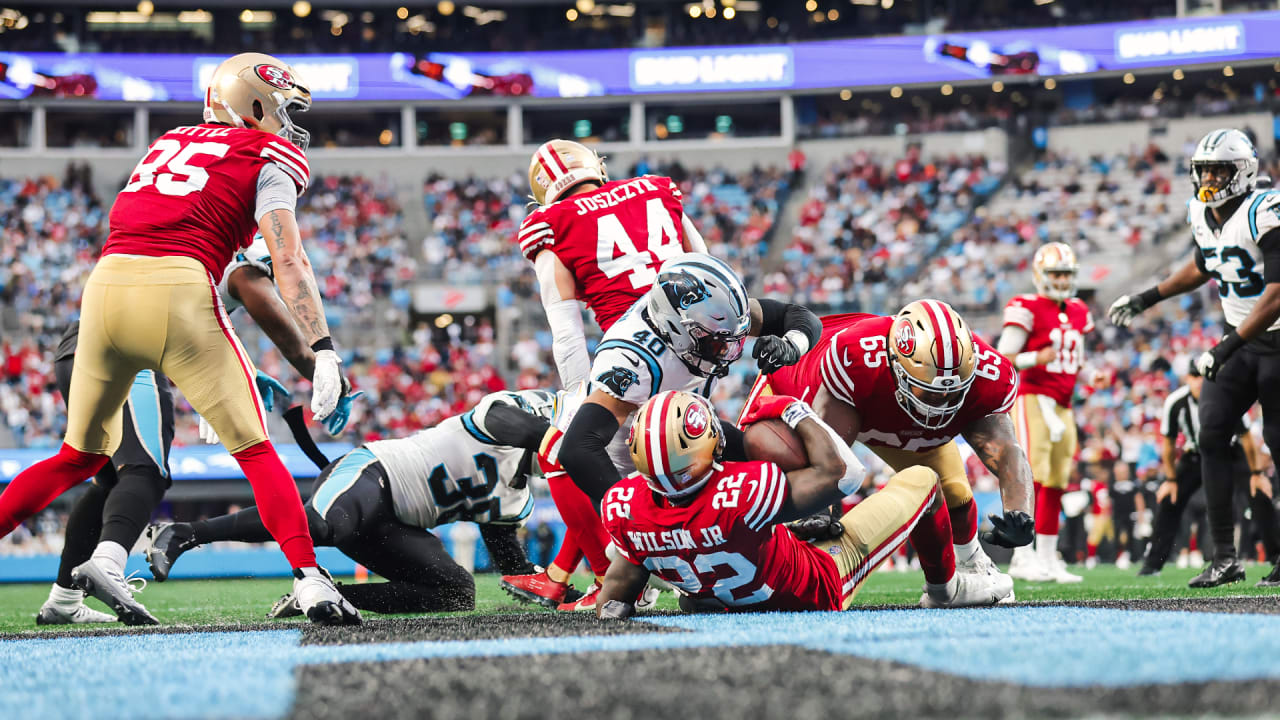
top-left (1192, 159), bottom-right (1251, 207)
top-left (891, 358), bottom-right (974, 429)
top-left (271, 96), bottom-right (311, 151)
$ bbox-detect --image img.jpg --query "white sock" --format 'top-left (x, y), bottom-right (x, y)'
top-left (48, 583), bottom-right (82, 607)
top-left (926, 574), bottom-right (958, 600)
top-left (954, 537), bottom-right (980, 563)
top-left (91, 541), bottom-right (128, 574)
top-left (1036, 534), bottom-right (1059, 565)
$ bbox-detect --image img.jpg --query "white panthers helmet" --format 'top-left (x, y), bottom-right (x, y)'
top-left (646, 253), bottom-right (751, 378)
top-left (1190, 129), bottom-right (1258, 208)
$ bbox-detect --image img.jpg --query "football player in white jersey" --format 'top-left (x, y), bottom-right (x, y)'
top-left (1109, 128), bottom-right (1280, 588)
top-left (147, 389), bottom-right (566, 615)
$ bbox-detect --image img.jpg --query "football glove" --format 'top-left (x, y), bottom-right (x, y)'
top-left (311, 349), bottom-right (343, 422)
top-left (322, 390), bottom-right (364, 437)
top-left (255, 370), bottom-right (291, 414)
top-left (785, 512), bottom-right (845, 542)
top-left (1107, 294), bottom-right (1148, 328)
top-left (738, 394), bottom-right (801, 426)
top-left (753, 335), bottom-right (803, 374)
top-left (980, 510), bottom-right (1035, 548)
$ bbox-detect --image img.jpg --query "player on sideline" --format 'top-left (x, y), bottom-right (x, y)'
top-left (740, 300), bottom-right (1030, 602)
top-left (1110, 128), bottom-right (1280, 587)
top-left (594, 391), bottom-right (949, 617)
top-left (148, 389), bottom-right (564, 615)
top-left (503, 140), bottom-right (710, 607)
top-left (0, 52), bottom-right (359, 625)
top-left (998, 243), bottom-right (1103, 583)
top-left (37, 235), bottom-right (360, 625)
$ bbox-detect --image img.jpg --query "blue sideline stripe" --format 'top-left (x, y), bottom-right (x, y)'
top-left (127, 370), bottom-right (168, 477)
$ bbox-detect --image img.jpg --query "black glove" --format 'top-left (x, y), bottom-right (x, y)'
top-left (785, 512), bottom-right (845, 542)
top-left (980, 510), bottom-right (1034, 548)
top-left (753, 335), bottom-right (802, 374)
top-left (1196, 331), bottom-right (1245, 382)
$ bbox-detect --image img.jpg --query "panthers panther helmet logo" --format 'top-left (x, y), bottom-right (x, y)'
top-left (659, 268), bottom-right (711, 310)
top-left (596, 366), bottom-right (639, 398)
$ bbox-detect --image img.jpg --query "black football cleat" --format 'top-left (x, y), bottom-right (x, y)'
top-left (1188, 557), bottom-right (1246, 588)
top-left (1136, 565), bottom-right (1161, 577)
top-left (145, 522), bottom-right (198, 582)
top-left (1257, 563), bottom-right (1280, 588)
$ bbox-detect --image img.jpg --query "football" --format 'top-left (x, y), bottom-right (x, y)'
top-left (743, 418), bottom-right (809, 472)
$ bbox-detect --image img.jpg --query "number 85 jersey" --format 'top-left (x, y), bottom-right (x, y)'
top-left (1190, 188), bottom-right (1280, 331)
top-left (1002, 294), bottom-right (1093, 408)
top-left (765, 313), bottom-right (1018, 452)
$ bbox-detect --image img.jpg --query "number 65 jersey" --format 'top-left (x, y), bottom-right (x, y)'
top-left (1002, 294), bottom-right (1093, 408)
top-left (1189, 188), bottom-right (1280, 332)
top-left (764, 313), bottom-right (1018, 452)
top-left (602, 461), bottom-right (846, 612)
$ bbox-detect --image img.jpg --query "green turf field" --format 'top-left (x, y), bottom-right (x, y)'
top-left (1, 564), bottom-right (1276, 634)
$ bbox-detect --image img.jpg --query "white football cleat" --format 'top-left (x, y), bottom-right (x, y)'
top-left (1007, 546), bottom-right (1051, 582)
top-left (919, 571), bottom-right (1015, 608)
top-left (956, 543), bottom-right (1002, 576)
top-left (635, 586), bottom-right (661, 612)
top-left (36, 597), bottom-right (116, 625)
top-left (71, 559), bottom-right (159, 626)
top-left (293, 567), bottom-right (361, 626)
top-left (1043, 555), bottom-right (1083, 583)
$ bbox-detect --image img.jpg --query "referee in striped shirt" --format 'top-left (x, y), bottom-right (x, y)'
top-left (1139, 365), bottom-right (1280, 587)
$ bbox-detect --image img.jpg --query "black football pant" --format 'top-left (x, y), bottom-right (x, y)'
top-left (187, 450), bottom-right (532, 614)
top-left (54, 353), bottom-right (173, 590)
top-left (1198, 343), bottom-right (1280, 561)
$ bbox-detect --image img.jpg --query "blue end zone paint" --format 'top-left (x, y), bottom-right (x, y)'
top-left (10, 607), bottom-right (1280, 719)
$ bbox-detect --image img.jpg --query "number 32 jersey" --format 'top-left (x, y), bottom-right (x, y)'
top-left (602, 461), bottom-right (845, 612)
top-left (1001, 294), bottom-right (1093, 408)
top-left (1190, 188), bottom-right (1280, 331)
top-left (766, 313), bottom-right (1018, 452)
top-left (106, 124), bottom-right (309, 282)
top-left (517, 175), bottom-right (689, 331)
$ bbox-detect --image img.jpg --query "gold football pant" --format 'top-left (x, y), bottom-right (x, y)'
top-left (1010, 394), bottom-right (1076, 490)
top-left (815, 465), bottom-right (940, 609)
top-left (67, 254), bottom-right (269, 455)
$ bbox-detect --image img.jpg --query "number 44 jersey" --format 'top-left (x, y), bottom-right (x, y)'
top-left (1002, 294), bottom-right (1093, 408)
top-left (602, 461), bottom-right (847, 611)
top-left (1189, 188), bottom-right (1280, 332)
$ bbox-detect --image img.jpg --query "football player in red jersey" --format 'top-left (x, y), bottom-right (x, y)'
top-left (505, 140), bottom-right (710, 606)
top-left (596, 390), bottom-right (1009, 617)
top-left (0, 53), bottom-right (360, 626)
top-left (997, 243), bottom-right (1103, 583)
top-left (742, 300), bottom-right (1033, 599)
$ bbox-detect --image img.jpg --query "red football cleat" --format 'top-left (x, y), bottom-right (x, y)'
top-left (501, 571), bottom-right (570, 609)
top-left (557, 582), bottom-right (601, 612)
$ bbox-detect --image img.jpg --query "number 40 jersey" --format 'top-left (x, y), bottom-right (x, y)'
top-left (1190, 188), bottom-right (1280, 332)
top-left (1002, 294), bottom-right (1093, 408)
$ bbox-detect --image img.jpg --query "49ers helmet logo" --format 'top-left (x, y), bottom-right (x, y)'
top-left (683, 401), bottom-right (710, 438)
top-left (254, 64), bottom-right (295, 90)
top-left (894, 321), bottom-right (916, 356)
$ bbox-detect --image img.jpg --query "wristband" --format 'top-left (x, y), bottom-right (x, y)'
top-left (1216, 330), bottom-right (1246, 359)
top-left (1136, 286), bottom-right (1163, 309)
top-left (782, 329), bottom-right (811, 356)
top-left (311, 337), bottom-right (335, 353)
top-left (1014, 351), bottom-right (1038, 370)
top-left (781, 400), bottom-right (816, 429)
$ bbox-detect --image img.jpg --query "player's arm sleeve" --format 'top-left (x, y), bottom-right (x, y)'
top-left (817, 335), bottom-right (859, 408)
top-left (470, 393), bottom-right (552, 451)
top-left (254, 163), bottom-right (299, 222)
top-left (589, 344), bottom-right (658, 406)
top-left (259, 139), bottom-right (310, 192)
top-left (518, 215), bottom-right (555, 261)
top-left (1001, 299), bottom-right (1035, 332)
top-left (753, 297), bottom-right (822, 352)
top-left (535, 251), bottom-right (591, 389)
top-left (741, 462), bottom-right (789, 533)
top-left (680, 213), bottom-right (708, 254)
top-left (996, 325), bottom-right (1030, 356)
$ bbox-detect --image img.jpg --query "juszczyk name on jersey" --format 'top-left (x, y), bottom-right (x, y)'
top-left (573, 177), bottom-right (661, 216)
top-left (627, 525), bottom-right (727, 553)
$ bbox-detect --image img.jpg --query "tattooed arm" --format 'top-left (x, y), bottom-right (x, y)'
top-left (258, 208), bottom-right (329, 345)
top-left (961, 413), bottom-right (1033, 515)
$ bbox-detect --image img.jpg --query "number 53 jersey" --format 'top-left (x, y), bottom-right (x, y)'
top-left (1189, 188), bottom-right (1280, 332)
top-left (1002, 294), bottom-right (1093, 408)
top-left (765, 313), bottom-right (1018, 452)
top-left (602, 461), bottom-right (846, 611)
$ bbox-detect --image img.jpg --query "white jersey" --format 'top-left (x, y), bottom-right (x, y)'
top-left (367, 390), bottom-right (538, 530)
top-left (1189, 188), bottom-right (1280, 330)
top-left (217, 234), bottom-right (273, 314)
top-left (587, 299), bottom-right (712, 474)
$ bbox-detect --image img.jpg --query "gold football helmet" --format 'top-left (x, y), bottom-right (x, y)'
top-left (528, 139), bottom-right (607, 206)
top-left (203, 52), bottom-right (312, 150)
top-left (889, 299), bottom-right (977, 429)
top-left (1032, 242), bottom-right (1078, 302)
top-left (628, 391), bottom-right (724, 499)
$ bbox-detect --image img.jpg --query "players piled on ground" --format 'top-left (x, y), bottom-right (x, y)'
top-left (5, 56), bottom-right (1277, 627)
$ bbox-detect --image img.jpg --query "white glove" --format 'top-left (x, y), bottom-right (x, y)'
top-left (1038, 394), bottom-right (1067, 443)
top-left (311, 349), bottom-right (343, 421)
top-left (198, 415), bottom-right (220, 445)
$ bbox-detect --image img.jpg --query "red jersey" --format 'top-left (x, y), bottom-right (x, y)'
top-left (602, 461), bottom-right (844, 612)
top-left (105, 124), bottom-right (309, 282)
top-left (1001, 294), bottom-right (1093, 408)
top-left (517, 175), bottom-right (688, 331)
top-left (767, 313), bottom-right (1019, 453)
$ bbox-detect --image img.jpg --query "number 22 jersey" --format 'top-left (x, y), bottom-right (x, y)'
top-left (602, 461), bottom-right (845, 612)
top-left (105, 124), bottom-right (310, 282)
